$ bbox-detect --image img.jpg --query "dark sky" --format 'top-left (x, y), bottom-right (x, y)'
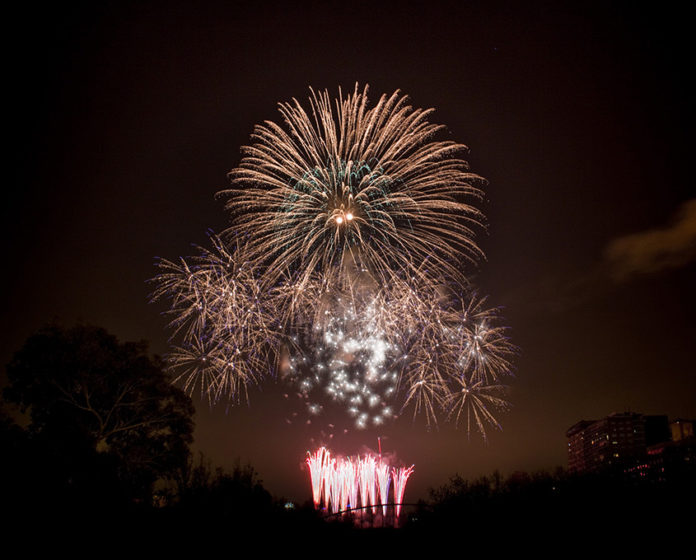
top-left (4, 1), bottom-right (695, 502)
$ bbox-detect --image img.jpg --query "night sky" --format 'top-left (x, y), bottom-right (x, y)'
top-left (5, 1), bottom-right (694, 503)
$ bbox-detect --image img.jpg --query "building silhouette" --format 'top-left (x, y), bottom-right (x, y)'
top-left (566, 413), bottom-right (695, 482)
top-left (566, 412), bottom-right (655, 473)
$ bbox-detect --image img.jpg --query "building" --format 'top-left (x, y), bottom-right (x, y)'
top-left (566, 412), bottom-right (655, 473)
top-left (567, 414), bottom-right (695, 482)
top-left (645, 419), bottom-right (696, 482)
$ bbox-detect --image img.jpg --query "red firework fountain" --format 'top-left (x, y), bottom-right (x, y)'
top-left (306, 444), bottom-right (414, 526)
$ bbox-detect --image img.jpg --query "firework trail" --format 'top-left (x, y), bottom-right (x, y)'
top-left (306, 447), bottom-right (329, 508)
top-left (361, 455), bottom-right (378, 513)
top-left (376, 462), bottom-right (392, 517)
top-left (152, 84), bottom-right (516, 438)
top-left (392, 465), bottom-right (415, 518)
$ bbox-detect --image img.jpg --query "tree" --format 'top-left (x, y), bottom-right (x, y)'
top-left (3, 324), bottom-right (195, 507)
top-left (173, 453), bottom-right (275, 519)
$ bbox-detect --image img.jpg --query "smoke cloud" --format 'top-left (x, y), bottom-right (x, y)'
top-left (605, 199), bottom-right (696, 281)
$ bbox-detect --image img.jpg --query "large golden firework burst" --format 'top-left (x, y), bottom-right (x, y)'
top-left (220, 84), bottom-right (485, 294)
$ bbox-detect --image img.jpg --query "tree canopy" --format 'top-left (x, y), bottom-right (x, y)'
top-left (3, 324), bottom-right (195, 506)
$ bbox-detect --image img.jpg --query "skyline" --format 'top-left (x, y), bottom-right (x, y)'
top-left (4, 1), bottom-right (694, 502)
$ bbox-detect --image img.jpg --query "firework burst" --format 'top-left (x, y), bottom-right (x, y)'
top-left (151, 84), bottom-right (516, 439)
top-left (220, 84), bottom-right (485, 296)
top-left (151, 235), bottom-right (279, 405)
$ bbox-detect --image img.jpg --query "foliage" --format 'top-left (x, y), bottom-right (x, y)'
top-left (172, 453), bottom-right (274, 517)
top-left (409, 465), bottom-right (696, 541)
top-left (3, 324), bottom-right (195, 506)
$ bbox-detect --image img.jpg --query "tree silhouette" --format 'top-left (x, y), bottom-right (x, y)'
top-left (3, 324), bottom-right (195, 509)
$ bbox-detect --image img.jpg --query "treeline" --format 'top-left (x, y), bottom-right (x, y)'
top-left (406, 465), bottom-right (696, 541)
top-left (0, 325), bottom-right (335, 548)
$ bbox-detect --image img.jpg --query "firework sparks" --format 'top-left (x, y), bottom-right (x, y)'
top-left (283, 286), bottom-right (401, 429)
top-left (151, 84), bottom-right (516, 438)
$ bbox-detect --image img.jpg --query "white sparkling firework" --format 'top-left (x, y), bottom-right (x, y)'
top-left (284, 288), bottom-right (401, 429)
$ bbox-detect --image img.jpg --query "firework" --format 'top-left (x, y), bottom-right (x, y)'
top-left (151, 235), bottom-right (279, 404)
top-left (283, 286), bottom-right (400, 429)
top-left (152, 84), bottom-right (516, 438)
top-left (306, 447), bottom-right (329, 507)
top-left (306, 446), bottom-right (413, 518)
top-left (447, 377), bottom-right (510, 441)
top-left (392, 465), bottom-right (415, 518)
top-left (220, 84), bottom-right (485, 298)
top-left (375, 461), bottom-right (391, 517)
